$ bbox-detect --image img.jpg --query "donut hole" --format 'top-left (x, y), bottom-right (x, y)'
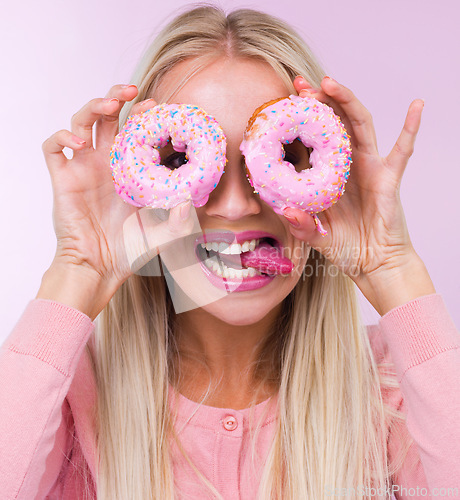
top-left (282, 139), bottom-right (313, 173)
top-left (158, 139), bottom-right (189, 170)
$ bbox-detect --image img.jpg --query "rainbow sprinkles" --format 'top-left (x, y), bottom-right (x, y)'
top-left (110, 96), bottom-right (351, 237)
top-left (110, 103), bottom-right (227, 210)
top-left (240, 95), bottom-right (352, 236)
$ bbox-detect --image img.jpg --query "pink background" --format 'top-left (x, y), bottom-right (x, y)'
top-left (1, 0), bottom-right (459, 341)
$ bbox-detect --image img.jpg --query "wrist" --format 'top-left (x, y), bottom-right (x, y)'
top-left (36, 260), bottom-right (121, 321)
top-left (355, 252), bottom-right (436, 317)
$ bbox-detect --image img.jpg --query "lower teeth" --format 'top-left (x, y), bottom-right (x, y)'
top-left (202, 257), bottom-right (263, 279)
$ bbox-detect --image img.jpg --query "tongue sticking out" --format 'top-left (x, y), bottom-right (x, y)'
top-left (219, 241), bottom-right (293, 275)
top-left (241, 241), bottom-right (293, 274)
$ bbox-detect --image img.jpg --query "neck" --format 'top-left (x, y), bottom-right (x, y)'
top-left (171, 303), bottom-right (282, 406)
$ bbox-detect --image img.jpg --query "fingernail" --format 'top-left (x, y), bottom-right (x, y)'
top-left (283, 208), bottom-right (300, 227)
top-left (324, 76), bottom-right (335, 82)
top-left (300, 88), bottom-right (320, 95)
top-left (141, 98), bottom-right (156, 105)
top-left (103, 97), bottom-right (119, 104)
top-left (72, 135), bottom-right (86, 145)
top-left (179, 200), bottom-right (192, 220)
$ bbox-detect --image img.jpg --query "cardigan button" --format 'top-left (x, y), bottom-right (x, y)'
top-left (222, 415), bottom-right (238, 431)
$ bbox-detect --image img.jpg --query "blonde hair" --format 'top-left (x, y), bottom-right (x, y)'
top-left (85, 4), bottom-right (413, 498)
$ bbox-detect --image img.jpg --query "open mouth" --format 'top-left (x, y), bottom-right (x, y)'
top-left (193, 229), bottom-right (294, 292)
top-left (195, 235), bottom-right (281, 280)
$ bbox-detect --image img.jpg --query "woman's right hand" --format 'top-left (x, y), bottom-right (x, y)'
top-left (37, 85), bottom-right (195, 319)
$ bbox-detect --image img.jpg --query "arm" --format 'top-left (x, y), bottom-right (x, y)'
top-left (2, 81), bottom-right (197, 499)
top-left (0, 268), bottom-right (96, 499)
top-left (377, 293), bottom-right (460, 498)
top-left (289, 74), bottom-right (459, 497)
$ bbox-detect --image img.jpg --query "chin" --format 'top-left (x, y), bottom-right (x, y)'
top-left (199, 277), bottom-right (295, 326)
top-left (201, 300), bottom-right (274, 326)
top-left (166, 251), bottom-right (305, 323)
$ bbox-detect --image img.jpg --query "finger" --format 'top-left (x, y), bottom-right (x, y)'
top-left (298, 87), bottom-right (330, 102)
top-left (320, 76), bottom-right (378, 154)
top-left (294, 75), bottom-right (342, 109)
top-left (293, 75), bottom-right (317, 91)
top-left (129, 98), bottom-right (157, 116)
top-left (123, 201), bottom-right (197, 273)
top-left (283, 207), bottom-right (331, 250)
top-left (386, 99), bottom-right (424, 176)
top-left (95, 84), bottom-right (139, 148)
top-left (70, 97), bottom-right (120, 148)
top-left (293, 75), bottom-right (328, 100)
top-left (42, 130), bottom-right (86, 170)
top-left (97, 97), bottom-right (158, 150)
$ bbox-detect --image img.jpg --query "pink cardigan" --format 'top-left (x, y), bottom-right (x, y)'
top-left (0, 294), bottom-right (459, 499)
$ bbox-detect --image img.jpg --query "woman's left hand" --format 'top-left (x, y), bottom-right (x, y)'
top-left (286, 76), bottom-right (435, 315)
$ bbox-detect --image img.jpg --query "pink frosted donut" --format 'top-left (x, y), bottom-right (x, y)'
top-left (240, 95), bottom-right (352, 235)
top-left (110, 103), bottom-right (227, 210)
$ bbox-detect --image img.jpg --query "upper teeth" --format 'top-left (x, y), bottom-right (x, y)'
top-left (200, 238), bottom-right (259, 254)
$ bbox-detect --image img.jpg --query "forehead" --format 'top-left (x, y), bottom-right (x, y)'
top-left (153, 57), bottom-right (291, 132)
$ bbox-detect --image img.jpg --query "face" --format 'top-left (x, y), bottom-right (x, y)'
top-left (153, 57), bottom-right (311, 326)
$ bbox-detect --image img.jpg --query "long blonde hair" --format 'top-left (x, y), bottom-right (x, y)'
top-left (87, 4), bottom-right (412, 498)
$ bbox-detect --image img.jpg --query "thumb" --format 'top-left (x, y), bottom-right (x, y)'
top-left (164, 200), bottom-right (194, 236)
top-left (123, 200), bottom-right (196, 274)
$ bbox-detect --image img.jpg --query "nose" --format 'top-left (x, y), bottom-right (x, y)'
top-left (203, 142), bottom-right (262, 221)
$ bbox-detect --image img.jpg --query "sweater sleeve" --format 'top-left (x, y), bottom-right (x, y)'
top-left (378, 294), bottom-right (460, 499)
top-left (0, 298), bottom-right (95, 500)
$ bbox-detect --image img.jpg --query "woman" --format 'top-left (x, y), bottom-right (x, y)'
top-left (1, 5), bottom-right (459, 499)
